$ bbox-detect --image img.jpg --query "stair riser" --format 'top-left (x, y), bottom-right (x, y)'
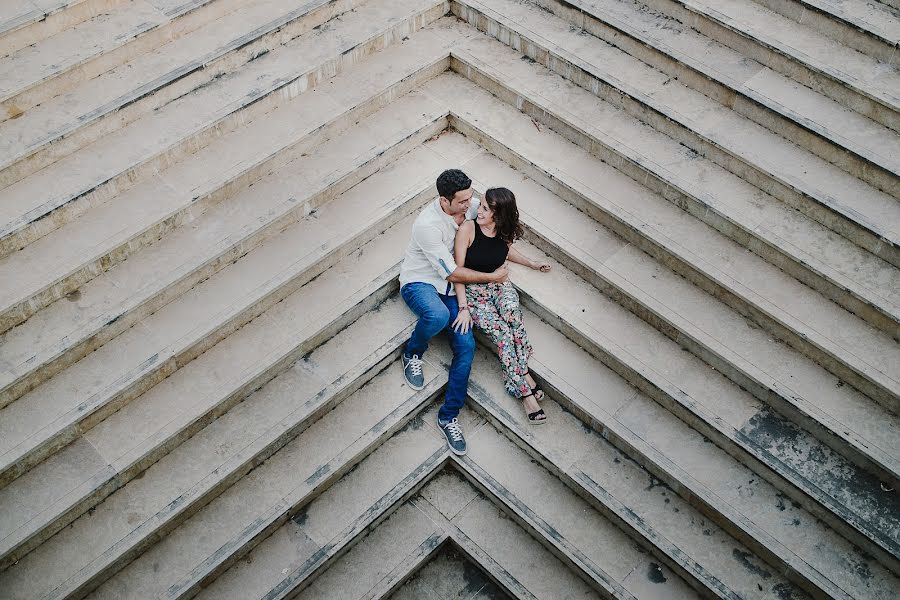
top-left (452, 5), bottom-right (900, 287)
top-left (753, 0), bottom-right (898, 65)
top-left (189, 447), bottom-right (450, 600)
top-left (0, 4), bottom-right (448, 261)
top-left (0, 0), bottom-right (120, 57)
top-left (0, 52), bottom-right (449, 335)
top-left (0, 183), bottom-right (434, 489)
top-left (0, 0), bottom-right (247, 117)
top-left (514, 0), bottom-right (900, 210)
top-left (643, 0), bottom-right (900, 132)
top-left (0, 115), bottom-right (446, 410)
top-left (521, 222), bottom-right (898, 490)
top-left (0, 0), bottom-right (361, 187)
top-left (457, 384), bottom-right (737, 600)
top-left (451, 112), bottom-right (898, 414)
top-left (60, 363), bottom-right (446, 600)
top-left (518, 292), bottom-right (899, 583)
top-left (0, 273), bottom-right (406, 572)
top-left (517, 347), bottom-right (831, 599)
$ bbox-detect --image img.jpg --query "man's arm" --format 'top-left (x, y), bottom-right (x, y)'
top-left (447, 265), bottom-right (507, 284)
top-left (414, 223), bottom-right (507, 285)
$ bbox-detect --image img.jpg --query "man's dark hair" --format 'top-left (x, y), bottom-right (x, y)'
top-left (436, 169), bottom-right (472, 202)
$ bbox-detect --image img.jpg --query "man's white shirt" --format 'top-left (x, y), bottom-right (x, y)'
top-left (399, 197), bottom-right (480, 295)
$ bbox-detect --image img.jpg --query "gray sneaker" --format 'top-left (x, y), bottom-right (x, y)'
top-left (437, 416), bottom-right (467, 456)
top-left (402, 353), bottom-right (424, 390)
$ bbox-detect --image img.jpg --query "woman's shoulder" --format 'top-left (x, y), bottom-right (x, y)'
top-left (459, 219), bottom-right (476, 236)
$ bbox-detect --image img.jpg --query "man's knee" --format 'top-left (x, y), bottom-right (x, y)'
top-left (421, 304), bottom-right (451, 331)
top-left (456, 330), bottom-right (476, 357)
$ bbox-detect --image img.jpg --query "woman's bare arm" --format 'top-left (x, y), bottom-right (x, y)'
top-left (453, 222), bottom-right (474, 307)
top-left (508, 244), bottom-right (551, 272)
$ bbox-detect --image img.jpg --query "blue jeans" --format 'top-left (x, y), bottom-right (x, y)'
top-left (401, 282), bottom-right (475, 422)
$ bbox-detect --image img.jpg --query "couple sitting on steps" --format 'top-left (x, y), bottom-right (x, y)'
top-left (399, 169), bottom-right (552, 456)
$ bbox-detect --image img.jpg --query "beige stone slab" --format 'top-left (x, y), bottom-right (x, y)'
top-left (0, 0), bottom-right (451, 253)
top-left (688, 0), bottom-right (900, 103)
top-left (294, 502), bottom-right (442, 600)
top-left (612, 393), bottom-right (896, 600)
top-left (456, 0), bottom-right (900, 261)
top-left (467, 338), bottom-right (802, 598)
top-left (466, 418), bottom-right (649, 585)
top-left (388, 545), bottom-right (512, 600)
top-left (0, 0), bottom-right (166, 102)
top-left (426, 69), bottom-right (900, 402)
top-left (83, 348), bottom-right (444, 600)
top-left (796, 0), bottom-right (900, 46)
top-left (452, 496), bottom-right (604, 600)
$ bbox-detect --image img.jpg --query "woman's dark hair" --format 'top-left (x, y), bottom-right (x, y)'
top-left (484, 187), bottom-right (524, 245)
top-left (436, 169), bottom-right (472, 202)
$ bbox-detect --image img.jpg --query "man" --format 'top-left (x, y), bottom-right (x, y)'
top-left (399, 169), bottom-right (507, 455)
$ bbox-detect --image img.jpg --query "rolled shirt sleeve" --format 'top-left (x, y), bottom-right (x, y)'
top-left (413, 224), bottom-right (458, 280)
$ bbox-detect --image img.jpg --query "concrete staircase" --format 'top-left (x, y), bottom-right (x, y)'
top-left (0, 0), bottom-right (897, 598)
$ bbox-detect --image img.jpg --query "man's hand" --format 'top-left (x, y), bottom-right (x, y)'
top-left (452, 308), bottom-right (473, 334)
top-left (490, 264), bottom-right (509, 283)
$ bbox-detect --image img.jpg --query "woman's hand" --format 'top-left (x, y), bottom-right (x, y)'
top-left (532, 260), bottom-right (552, 273)
top-left (452, 307), bottom-right (473, 334)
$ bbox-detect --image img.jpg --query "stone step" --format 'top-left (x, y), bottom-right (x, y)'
top-left (463, 348), bottom-right (803, 599)
top-left (652, 0), bottom-right (900, 131)
top-left (0, 0), bottom-right (446, 257)
top-left (0, 0), bottom-right (230, 115)
top-left (388, 544), bottom-right (513, 600)
top-left (164, 402), bottom-right (454, 600)
top-left (0, 0), bottom-right (108, 55)
top-left (0, 86), bottom-right (444, 413)
top-left (754, 0), bottom-right (900, 64)
top-left (508, 250), bottom-right (900, 590)
top-left (0, 0), bottom-right (359, 187)
top-left (496, 0), bottom-right (900, 220)
top-left (204, 407), bottom-right (626, 600)
top-left (454, 1), bottom-right (900, 306)
top-left (465, 150), bottom-right (899, 493)
top-left (280, 463), bottom-right (603, 600)
top-left (0, 198), bottom-right (411, 571)
top-left (0, 127), bottom-right (456, 490)
top-left (0, 11), bottom-right (450, 334)
top-left (421, 67), bottom-right (900, 418)
top-left (0, 298), bottom-right (446, 599)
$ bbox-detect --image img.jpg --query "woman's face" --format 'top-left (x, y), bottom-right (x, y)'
top-left (476, 201), bottom-right (494, 226)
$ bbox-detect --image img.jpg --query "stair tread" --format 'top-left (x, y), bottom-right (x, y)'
top-left (797, 0), bottom-right (900, 46)
top-left (0, 0), bottom-right (444, 250)
top-left (0, 86), bottom-right (444, 403)
top-left (681, 0), bottom-right (900, 111)
top-left (464, 151), bottom-right (899, 482)
top-left (0, 225), bottom-right (424, 598)
top-left (571, 0), bottom-right (900, 181)
top-left (80, 357), bottom-right (444, 600)
top-left (0, 0), bottom-right (349, 174)
top-left (465, 349), bottom-right (801, 599)
top-left (468, 0), bottom-right (900, 254)
top-left (199, 410), bottom-right (451, 600)
top-left (510, 275), bottom-right (898, 598)
top-left (0, 13), bottom-right (450, 328)
top-left (422, 69), bottom-right (900, 405)
top-left (0, 129), bottom-right (448, 488)
top-left (0, 0), bottom-right (171, 103)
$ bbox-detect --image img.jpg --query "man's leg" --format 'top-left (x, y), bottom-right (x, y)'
top-left (400, 283), bottom-right (450, 389)
top-left (433, 293), bottom-right (475, 455)
top-left (440, 293), bottom-right (475, 421)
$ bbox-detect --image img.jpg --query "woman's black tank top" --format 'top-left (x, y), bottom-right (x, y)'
top-left (464, 221), bottom-right (509, 273)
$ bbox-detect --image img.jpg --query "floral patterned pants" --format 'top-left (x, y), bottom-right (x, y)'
top-left (466, 281), bottom-right (533, 398)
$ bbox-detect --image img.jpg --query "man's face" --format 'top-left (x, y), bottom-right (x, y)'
top-left (442, 187), bottom-right (473, 216)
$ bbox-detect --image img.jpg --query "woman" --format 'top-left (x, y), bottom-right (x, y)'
top-left (451, 187), bottom-right (551, 424)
